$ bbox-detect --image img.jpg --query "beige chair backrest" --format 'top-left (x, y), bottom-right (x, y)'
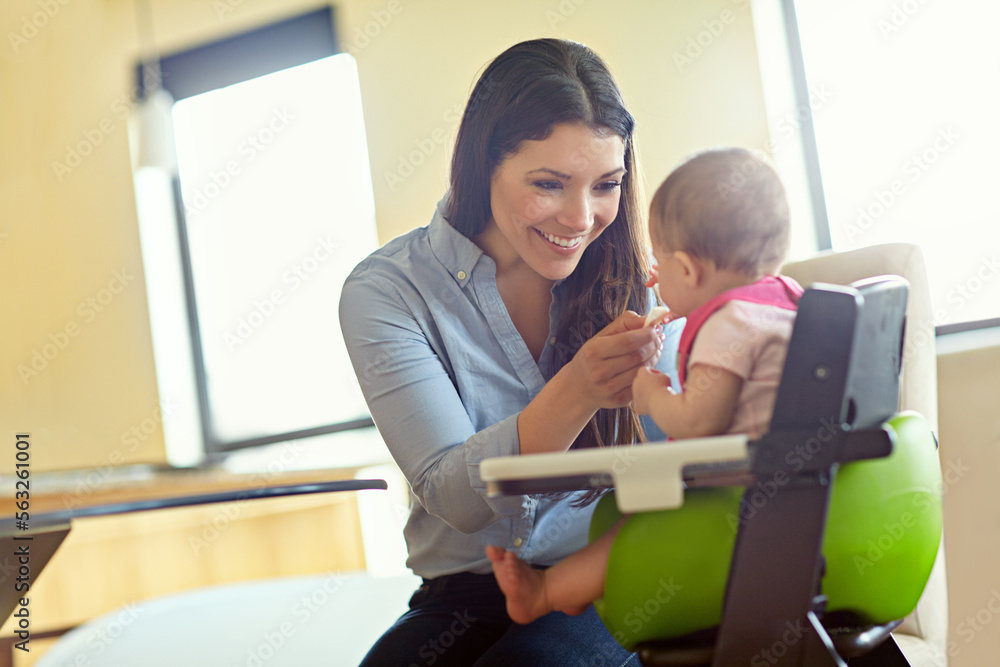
top-left (783, 243), bottom-right (948, 666)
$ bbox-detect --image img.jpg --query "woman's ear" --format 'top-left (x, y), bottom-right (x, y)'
top-left (673, 250), bottom-right (703, 288)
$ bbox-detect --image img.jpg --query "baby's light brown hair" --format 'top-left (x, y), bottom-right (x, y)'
top-left (649, 147), bottom-right (790, 277)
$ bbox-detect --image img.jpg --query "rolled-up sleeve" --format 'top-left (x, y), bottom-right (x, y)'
top-left (339, 274), bottom-right (530, 534)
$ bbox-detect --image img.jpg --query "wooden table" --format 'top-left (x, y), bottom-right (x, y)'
top-left (0, 466), bottom-right (387, 666)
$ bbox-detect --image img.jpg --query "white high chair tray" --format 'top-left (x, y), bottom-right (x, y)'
top-left (480, 435), bottom-right (750, 513)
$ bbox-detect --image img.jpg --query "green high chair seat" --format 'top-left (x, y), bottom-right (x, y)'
top-left (591, 412), bottom-right (942, 651)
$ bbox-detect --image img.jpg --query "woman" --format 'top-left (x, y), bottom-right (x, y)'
top-left (340, 38), bottom-right (682, 666)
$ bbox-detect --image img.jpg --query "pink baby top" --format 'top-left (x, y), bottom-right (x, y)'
top-left (677, 275), bottom-right (804, 438)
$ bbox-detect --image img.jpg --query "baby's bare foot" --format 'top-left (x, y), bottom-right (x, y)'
top-left (486, 545), bottom-right (552, 624)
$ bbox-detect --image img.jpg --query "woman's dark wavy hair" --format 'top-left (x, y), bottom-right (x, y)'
top-left (446, 38), bottom-right (651, 466)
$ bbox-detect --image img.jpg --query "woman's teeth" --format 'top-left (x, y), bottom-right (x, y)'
top-left (539, 230), bottom-right (581, 248)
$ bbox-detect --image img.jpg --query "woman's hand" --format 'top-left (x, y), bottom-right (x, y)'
top-left (567, 310), bottom-right (665, 411)
top-left (517, 310), bottom-right (666, 455)
top-left (632, 366), bottom-right (673, 415)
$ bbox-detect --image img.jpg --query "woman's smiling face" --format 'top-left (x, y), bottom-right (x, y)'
top-left (479, 122), bottom-right (626, 281)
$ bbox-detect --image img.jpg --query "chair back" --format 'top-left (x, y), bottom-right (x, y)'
top-left (770, 277), bottom-right (907, 433)
top-left (783, 245), bottom-right (948, 663)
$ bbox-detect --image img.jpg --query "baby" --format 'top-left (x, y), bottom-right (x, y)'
top-left (487, 147), bottom-right (803, 624)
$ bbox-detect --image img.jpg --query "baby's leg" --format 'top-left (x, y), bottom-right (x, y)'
top-left (487, 518), bottom-right (625, 624)
top-left (486, 545), bottom-right (552, 624)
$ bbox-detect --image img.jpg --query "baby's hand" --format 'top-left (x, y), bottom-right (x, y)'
top-left (632, 366), bottom-right (673, 415)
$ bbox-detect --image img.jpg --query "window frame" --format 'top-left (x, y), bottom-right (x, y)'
top-left (780, 0), bottom-right (999, 336)
top-left (135, 7), bottom-right (375, 455)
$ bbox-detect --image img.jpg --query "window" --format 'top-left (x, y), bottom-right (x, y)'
top-left (132, 9), bottom-right (378, 460)
top-left (777, 0), bottom-right (999, 331)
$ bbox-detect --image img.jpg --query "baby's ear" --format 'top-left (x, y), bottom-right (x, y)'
top-left (645, 264), bottom-right (659, 289)
top-left (673, 250), bottom-right (703, 287)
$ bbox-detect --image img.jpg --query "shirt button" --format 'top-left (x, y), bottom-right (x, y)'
top-left (514, 537), bottom-right (523, 547)
top-left (457, 270), bottom-right (467, 280)
top-left (549, 337), bottom-right (556, 345)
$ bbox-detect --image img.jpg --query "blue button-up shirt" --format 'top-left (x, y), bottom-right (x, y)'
top-left (339, 195), bottom-right (682, 578)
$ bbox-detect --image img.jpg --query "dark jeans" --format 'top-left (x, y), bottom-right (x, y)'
top-left (358, 572), bottom-right (638, 667)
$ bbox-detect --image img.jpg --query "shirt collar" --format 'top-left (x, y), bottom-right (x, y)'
top-left (427, 192), bottom-right (486, 288)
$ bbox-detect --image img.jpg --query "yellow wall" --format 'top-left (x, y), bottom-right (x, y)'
top-left (0, 0), bottom-right (769, 472)
top-left (937, 341), bottom-right (1000, 667)
top-left (351, 0), bottom-right (770, 244)
top-left (2, 0), bottom-right (166, 472)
